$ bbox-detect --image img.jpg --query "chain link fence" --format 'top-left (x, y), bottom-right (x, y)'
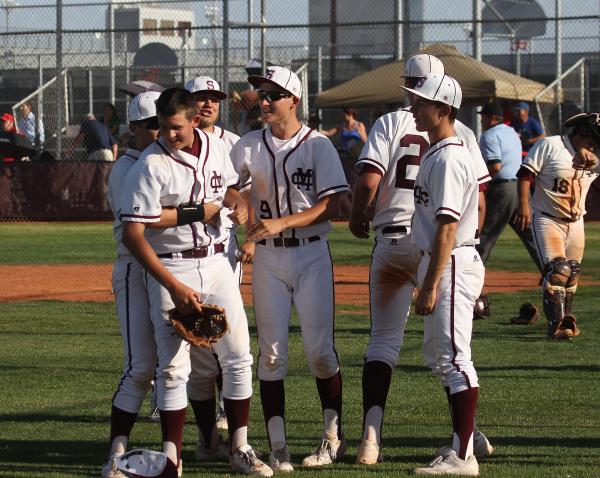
top-left (0, 0), bottom-right (598, 161)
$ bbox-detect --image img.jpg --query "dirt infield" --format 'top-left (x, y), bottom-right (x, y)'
top-left (4, 263), bottom-right (596, 305)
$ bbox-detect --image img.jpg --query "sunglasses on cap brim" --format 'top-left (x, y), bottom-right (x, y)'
top-left (257, 90), bottom-right (293, 102)
top-left (131, 117), bottom-right (159, 130)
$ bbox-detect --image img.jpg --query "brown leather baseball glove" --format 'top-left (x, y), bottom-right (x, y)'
top-left (473, 295), bottom-right (490, 320)
top-left (168, 304), bottom-right (229, 347)
top-left (510, 302), bottom-right (540, 325)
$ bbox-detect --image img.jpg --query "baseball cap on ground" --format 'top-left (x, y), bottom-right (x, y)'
top-left (404, 54), bottom-right (445, 78)
top-left (248, 66), bottom-right (302, 99)
top-left (128, 91), bottom-right (161, 123)
top-left (513, 101), bottom-right (530, 111)
top-left (478, 102), bottom-right (503, 117)
top-left (401, 74), bottom-right (462, 109)
top-left (184, 76), bottom-right (227, 100)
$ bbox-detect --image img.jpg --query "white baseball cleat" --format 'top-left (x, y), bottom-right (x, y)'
top-left (195, 434), bottom-right (229, 461)
top-left (101, 454), bottom-right (127, 478)
top-left (302, 432), bottom-right (346, 467)
top-left (356, 438), bottom-right (383, 465)
top-left (268, 444), bottom-right (294, 473)
top-left (434, 430), bottom-right (494, 459)
top-left (414, 450), bottom-right (479, 476)
top-left (229, 444), bottom-right (273, 476)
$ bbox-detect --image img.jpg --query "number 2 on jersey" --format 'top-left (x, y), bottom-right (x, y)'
top-left (395, 134), bottom-right (429, 190)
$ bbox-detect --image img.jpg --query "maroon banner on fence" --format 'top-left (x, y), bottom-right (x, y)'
top-left (0, 161), bottom-right (114, 221)
top-left (1, 160), bottom-right (600, 222)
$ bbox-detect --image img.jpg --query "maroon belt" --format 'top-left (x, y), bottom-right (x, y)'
top-left (158, 243), bottom-right (225, 259)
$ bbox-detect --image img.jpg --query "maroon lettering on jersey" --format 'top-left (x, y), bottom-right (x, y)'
top-left (182, 129), bottom-right (201, 158)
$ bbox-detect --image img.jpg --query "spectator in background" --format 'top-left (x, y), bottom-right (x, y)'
top-left (66, 113), bottom-right (117, 161)
top-left (321, 107), bottom-right (368, 159)
top-left (510, 102), bottom-right (544, 153)
top-left (103, 102), bottom-right (120, 140)
top-left (1, 112), bottom-right (17, 135)
top-left (307, 112), bottom-right (321, 130)
top-left (18, 101), bottom-right (45, 146)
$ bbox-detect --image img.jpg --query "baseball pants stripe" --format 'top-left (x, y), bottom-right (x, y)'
top-left (111, 258), bottom-right (156, 413)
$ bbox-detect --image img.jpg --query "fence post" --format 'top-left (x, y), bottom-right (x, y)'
top-left (394, 0), bottom-right (403, 61)
top-left (56, 0), bottom-right (63, 160)
top-left (248, 0), bottom-right (254, 60)
top-left (222, 0), bottom-right (229, 127)
top-left (37, 55), bottom-right (43, 153)
top-left (109, 2), bottom-right (115, 107)
top-left (88, 69), bottom-right (93, 115)
top-left (555, 0), bottom-right (562, 129)
top-left (261, 0), bottom-right (266, 75)
top-left (472, 0), bottom-right (482, 139)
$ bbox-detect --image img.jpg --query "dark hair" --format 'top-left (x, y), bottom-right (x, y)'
top-left (156, 87), bottom-right (196, 120)
top-left (343, 107), bottom-right (359, 119)
top-left (448, 106), bottom-right (458, 122)
top-left (572, 122), bottom-right (600, 142)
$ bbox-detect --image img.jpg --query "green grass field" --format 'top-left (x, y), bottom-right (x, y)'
top-left (1, 223), bottom-right (599, 477)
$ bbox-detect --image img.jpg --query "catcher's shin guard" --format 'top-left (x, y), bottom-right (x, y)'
top-left (565, 260), bottom-right (581, 315)
top-left (542, 258), bottom-right (570, 336)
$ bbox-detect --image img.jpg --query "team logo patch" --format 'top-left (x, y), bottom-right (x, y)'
top-left (210, 171), bottom-right (223, 193)
top-left (414, 185), bottom-right (429, 206)
top-left (291, 167), bottom-right (313, 191)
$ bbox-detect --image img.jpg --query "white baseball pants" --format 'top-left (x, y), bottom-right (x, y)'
top-left (252, 240), bottom-right (339, 381)
top-left (111, 257), bottom-right (156, 413)
top-left (418, 246), bottom-right (485, 394)
top-left (365, 235), bottom-right (420, 368)
top-left (146, 253), bottom-right (253, 410)
top-left (531, 212), bottom-right (585, 265)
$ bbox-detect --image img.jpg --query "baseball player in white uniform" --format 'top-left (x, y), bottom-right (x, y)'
top-left (120, 87), bottom-right (272, 477)
top-left (401, 74), bottom-right (485, 476)
top-left (350, 54), bottom-right (492, 466)
top-left (230, 66), bottom-right (349, 472)
top-left (183, 75), bottom-right (242, 444)
top-left (103, 92), bottom-right (223, 478)
top-left (103, 91), bottom-right (162, 478)
top-left (514, 112), bottom-right (600, 339)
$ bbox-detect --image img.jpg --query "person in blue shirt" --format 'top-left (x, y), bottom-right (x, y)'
top-left (66, 113), bottom-right (117, 161)
top-left (476, 102), bottom-right (544, 271)
top-left (18, 102), bottom-right (45, 146)
top-left (322, 107), bottom-right (368, 158)
top-left (510, 101), bottom-right (544, 153)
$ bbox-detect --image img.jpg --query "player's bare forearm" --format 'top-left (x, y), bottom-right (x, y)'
top-left (478, 191), bottom-right (486, 233)
top-left (246, 193), bottom-right (344, 242)
top-left (122, 222), bottom-right (201, 313)
top-left (349, 172), bottom-right (380, 239)
top-left (514, 179), bottom-right (532, 230)
top-left (111, 144), bottom-right (118, 160)
top-left (416, 217), bottom-right (457, 316)
top-left (224, 187), bottom-right (248, 225)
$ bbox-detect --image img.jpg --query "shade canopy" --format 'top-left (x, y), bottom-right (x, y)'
top-left (315, 43), bottom-right (546, 108)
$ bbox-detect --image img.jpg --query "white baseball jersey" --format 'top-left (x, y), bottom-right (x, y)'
top-left (212, 125), bottom-right (241, 153)
top-left (107, 148), bottom-right (141, 257)
top-left (209, 125), bottom-right (241, 238)
top-left (522, 135), bottom-right (598, 221)
top-left (357, 109), bottom-right (489, 234)
top-left (412, 137), bottom-right (480, 252)
top-left (120, 130), bottom-right (237, 253)
top-left (231, 125), bottom-right (349, 238)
